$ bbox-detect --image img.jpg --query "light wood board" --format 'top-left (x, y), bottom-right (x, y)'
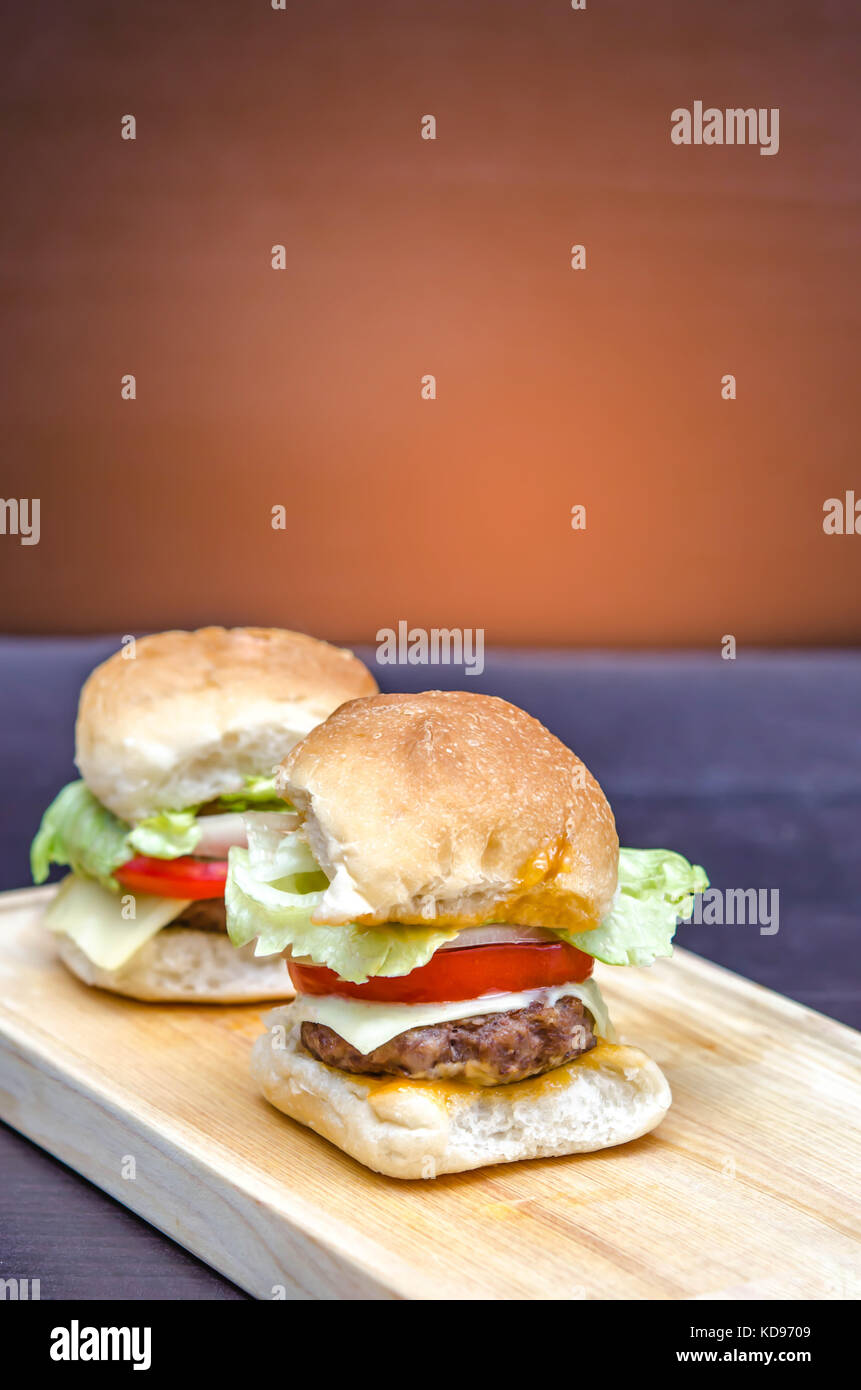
top-left (0, 885), bottom-right (859, 1300)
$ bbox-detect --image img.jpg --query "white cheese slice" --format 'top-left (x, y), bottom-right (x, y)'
top-left (291, 977), bottom-right (614, 1056)
top-left (43, 874), bottom-right (191, 971)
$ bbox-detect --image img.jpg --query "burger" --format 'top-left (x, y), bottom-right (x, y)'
top-left (30, 627), bottom-right (377, 1001)
top-left (226, 690), bottom-right (707, 1177)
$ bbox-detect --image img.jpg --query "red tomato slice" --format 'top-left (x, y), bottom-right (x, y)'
top-left (114, 856), bottom-right (228, 901)
top-left (288, 940), bottom-right (594, 1005)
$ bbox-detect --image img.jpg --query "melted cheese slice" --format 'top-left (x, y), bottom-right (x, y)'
top-left (291, 977), bottom-right (614, 1056)
top-left (43, 874), bottom-right (191, 970)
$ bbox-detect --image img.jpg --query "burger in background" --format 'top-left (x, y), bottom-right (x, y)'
top-left (31, 627), bottom-right (377, 1001)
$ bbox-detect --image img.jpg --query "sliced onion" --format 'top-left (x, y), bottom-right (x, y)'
top-left (193, 812), bottom-right (250, 859)
top-left (193, 811), bottom-right (301, 861)
top-left (437, 923), bottom-right (560, 951)
top-left (240, 810), bottom-right (300, 834)
top-left (291, 925), bottom-right (559, 968)
top-left (289, 922), bottom-right (559, 967)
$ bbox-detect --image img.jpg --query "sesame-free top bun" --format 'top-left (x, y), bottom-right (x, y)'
top-left (276, 691), bottom-right (619, 932)
top-left (76, 628), bottom-right (377, 823)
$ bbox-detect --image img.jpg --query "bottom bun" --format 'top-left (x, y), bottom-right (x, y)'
top-left (56, 928), bottom-right (295, 1003)
top-left (252, 1004), bottom-right (672, 1178)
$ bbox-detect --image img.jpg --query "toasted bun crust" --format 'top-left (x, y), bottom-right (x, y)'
top-left (277, 691), bottom-right (618, 931)
top-left (55, 928), bottom-right (296, 1003)
top-left (75, 628), bottom-right (377, 822)
top-left (252, 1006), bottom-right (671, 1178)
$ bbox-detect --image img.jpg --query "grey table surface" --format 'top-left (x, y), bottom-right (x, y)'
top-left (1, 640), bottom-right (859, 1299)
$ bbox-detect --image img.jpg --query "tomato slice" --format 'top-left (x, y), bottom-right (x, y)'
top-left (114, 856), bottom-right (228, 900)
top-left (288, 940), bottom-right (594, 1005)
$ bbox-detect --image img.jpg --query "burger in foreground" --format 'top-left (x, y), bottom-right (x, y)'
top-left (31, 627), bottom-right (377, 1001)
top-left (227, 691), bottom-right (707, 1177)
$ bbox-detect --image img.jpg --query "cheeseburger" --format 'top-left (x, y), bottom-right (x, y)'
top-left (31, 627), bottom-right (377, 1001)
top-left (227, 691), bottom-right (707, 1177)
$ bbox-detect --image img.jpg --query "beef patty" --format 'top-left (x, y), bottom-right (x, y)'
top-left (170, 899), bottom-right (227, 932)
top-left (300, 994), bottom-right (597, 1086)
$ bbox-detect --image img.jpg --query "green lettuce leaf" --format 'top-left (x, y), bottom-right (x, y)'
top-left (559, 847), bottom-right (709, 966)
top-left (31, 782), bottom-right (131, 891)
top-left (243, 816), bottom-right (320, 882)
top-left (127, 809), bottom-right (201, 858)
top-left (226, 846), bottom-right (460, 983)
top-left (32, 782), bottom-right (204, 889)
top-left (31, 772), bottom-right (291, 891)
top-left (224, 823), bottom-right (708, 981)
top-left (216, 775), bottom-right (287, 812)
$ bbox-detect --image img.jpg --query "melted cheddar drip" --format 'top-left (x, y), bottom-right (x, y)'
top-left (351, 1041), bottom-right (643, 1113)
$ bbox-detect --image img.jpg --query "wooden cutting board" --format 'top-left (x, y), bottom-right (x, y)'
top-left (0, 885), bottom-right (859, 1300)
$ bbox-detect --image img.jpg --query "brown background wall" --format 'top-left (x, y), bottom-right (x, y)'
top-left (1, 0), bottom-right (859, 644)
